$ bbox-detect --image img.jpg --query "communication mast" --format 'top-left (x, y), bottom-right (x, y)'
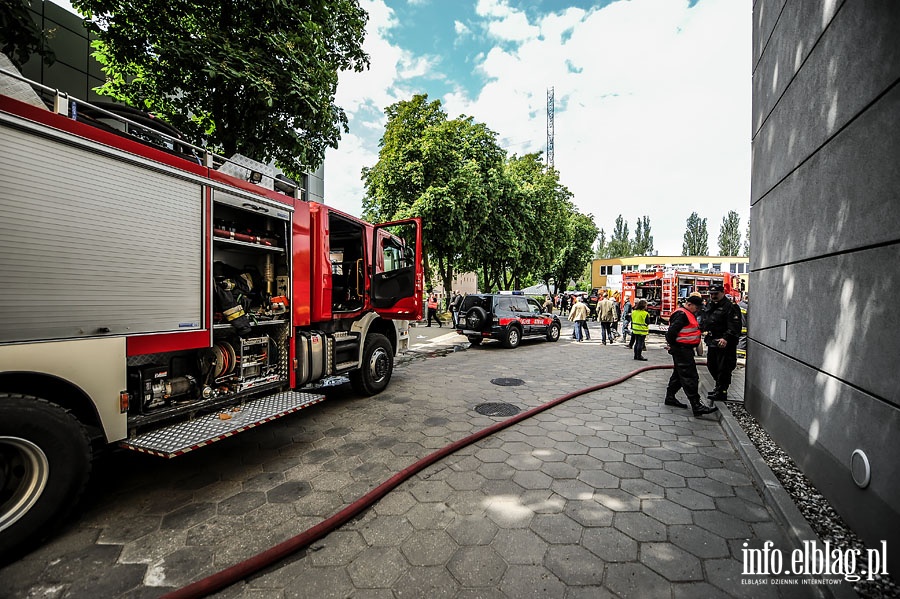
top-left (546, 86), bottom-right (555, 169)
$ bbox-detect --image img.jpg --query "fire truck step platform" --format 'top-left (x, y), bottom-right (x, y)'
top-left (119, 391), bottom-right (327, 458)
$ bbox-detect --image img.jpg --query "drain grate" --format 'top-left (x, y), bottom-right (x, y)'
top-left (490, 377), bottom-right (525, 386)
top-left (475, 402), bottom-right (521, 417)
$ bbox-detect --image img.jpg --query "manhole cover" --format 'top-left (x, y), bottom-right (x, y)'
top-left (490, 378), bottom-right (525, 386)
top-left (475, 402), bottom-right (521, 417)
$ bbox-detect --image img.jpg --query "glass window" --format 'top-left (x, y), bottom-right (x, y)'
top-left (712, 263), bottom-right (721, 272)
top-left (729, 263), bottom-right (737, 273)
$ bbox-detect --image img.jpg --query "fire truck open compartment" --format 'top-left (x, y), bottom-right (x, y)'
top-left (328, 213), bottom-right (365, 314)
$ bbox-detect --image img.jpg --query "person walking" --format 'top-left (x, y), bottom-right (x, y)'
top-left (630, 299), bottom-right (649, 361)
top-left (597, 293), bottom-right (617, 345)
top-left (701, 284), bottom-right (742, 401)
top-left (610, 293), bottom-right (621, 342)
top-left (426, 292), bottom-right (441, 327)
top-left (621, 297), bottom-right (633, 347)
top-left (568, 295), bottom-right (589, 342)
top-left (664, 295), bottom-right (718, 417)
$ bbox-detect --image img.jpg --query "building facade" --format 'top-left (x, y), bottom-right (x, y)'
top-left (749, 0), bottom-right (899, 573)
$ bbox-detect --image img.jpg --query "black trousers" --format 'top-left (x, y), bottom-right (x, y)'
top-left (707, 343), bottom-right (737, 390)
top-left (666, 345), bottom-right (701, 403)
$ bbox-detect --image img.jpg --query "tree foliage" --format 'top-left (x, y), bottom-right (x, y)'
top-left (717, 210), bottom-right (742, 256)
top-left (1, 0), bottom-right (56, 69)
top-left (594, 229), bottom-right (609, 259)
top-left (72, 0), bottom-right (369, 173)
top-left (362, 95), bottom-right (505, 294)
top-left (548, 212), bottom-right (599, 294)
top-left (682, 212), bottom-right (709, 255)
top-left (607, 215), bottom-right (631, 258)
top-left (632, 215), bottom-right (654, 255)
top-left (362, 94), bottom-right (596, 295)
top-left (743, 218), bottom-right (751, 257)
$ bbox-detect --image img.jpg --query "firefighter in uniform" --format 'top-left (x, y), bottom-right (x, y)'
top-left (664, 295), bottom-right (718, 417)
top-left (702, 284), bottom-right (743, 401)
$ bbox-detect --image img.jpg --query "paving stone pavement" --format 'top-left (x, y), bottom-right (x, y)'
top-left (0, 323), bottom-right (851, 598)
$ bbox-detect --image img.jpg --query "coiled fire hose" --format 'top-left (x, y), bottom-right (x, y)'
top-left (163, 363), bottom-right (695, 598)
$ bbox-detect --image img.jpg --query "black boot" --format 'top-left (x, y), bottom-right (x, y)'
top-left (709, 388), bottom-right (728, 402)
top-left (691, 400), bottom-right (719, 417)
top-left (706, 386), bottom-right (719, 398)
top-left (664, 396), bottom-right (687, 408)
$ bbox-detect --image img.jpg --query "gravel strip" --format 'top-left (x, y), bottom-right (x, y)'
top-left (728, 402), bottom-right (898, 599)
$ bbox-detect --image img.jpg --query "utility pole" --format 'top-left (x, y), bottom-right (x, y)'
top-left (546, 86), bottom-right (555, 169)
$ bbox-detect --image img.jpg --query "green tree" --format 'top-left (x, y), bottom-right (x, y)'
top-left (608, 215), bottom-right (631, 257)
top-left (717, 210), bottom-right (742, 256)
top-left (632, 215), bottom-right (654, 255)
top-left (743, 219), bottom-right (751, 257)
top-left (1, 0), bottom-right (56, 69)
top-left (549, 212), bottom-right (599, 295)
top-left (594, 229), bottom-right (609, 259)
top-left (362, 95), bottom-right (504, 295)
top-left (73, 0), bottom-right (369, 173)
top-left (682, 212), bottom-right (709, 255)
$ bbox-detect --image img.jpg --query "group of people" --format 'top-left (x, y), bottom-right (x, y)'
top-left (425, 290), bottom-right (466, 328)
top-left (565, 285), bottom-right (745, 419)
top-left (664, 284), bottom-right (743, 417)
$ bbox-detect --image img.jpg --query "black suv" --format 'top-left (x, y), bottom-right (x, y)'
top-left (456, 293), bottom-right (561, 348)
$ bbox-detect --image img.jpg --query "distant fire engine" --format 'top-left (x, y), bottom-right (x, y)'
top-left (621, 270), bottom-right (742, 328)
top-left (0, 64), bottom-right (422, 558)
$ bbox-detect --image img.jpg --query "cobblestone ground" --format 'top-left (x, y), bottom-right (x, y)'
top-left (0, 329), bottom-right (838, 598)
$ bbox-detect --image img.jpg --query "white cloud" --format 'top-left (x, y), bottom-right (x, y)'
top-left (445, 0), bottom-right (751, 254)
top-left (327, 0), bottom-right (751, 255)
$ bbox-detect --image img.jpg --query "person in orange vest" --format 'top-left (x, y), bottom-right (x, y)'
top-left (426, 292), bottom-right (441, 327)
top-left (663, 295), bottom-right (718, 417)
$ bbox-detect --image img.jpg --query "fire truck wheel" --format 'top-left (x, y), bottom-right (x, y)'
top-left (546, 322), bottom-right (561, 342)
top-left (0, 394), bottom-right (92, 562)
top-left (502, 325), bottom-right (521, 349)
top-left (349, 334), bottom-right (393, 396)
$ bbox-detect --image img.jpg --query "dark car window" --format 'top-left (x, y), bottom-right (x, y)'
top-left (526, 298), bottom-right (543, 314)
top-left (496, 297), bottom-right (516, 312)
top-left (461, 295), bottom-right (491, 312)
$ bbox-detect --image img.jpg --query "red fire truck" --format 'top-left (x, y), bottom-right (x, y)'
top-left (621, 270), bottom-right (742, 328)
top-left (0, 67), bottom-right (422, 556)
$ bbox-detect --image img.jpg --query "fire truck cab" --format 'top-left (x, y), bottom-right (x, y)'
top-left (622, 270), bottom-right (742, 328)
top-left (0, 63), bottom-right (422, 558)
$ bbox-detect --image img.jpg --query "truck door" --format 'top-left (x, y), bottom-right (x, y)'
top-left (371, 219), bottom-right (423, 318)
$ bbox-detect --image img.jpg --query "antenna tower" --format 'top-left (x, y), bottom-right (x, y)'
top-left (546, 86), bottom-right (555, 169)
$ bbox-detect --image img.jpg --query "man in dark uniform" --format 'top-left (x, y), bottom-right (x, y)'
top-left (702, 284), bottom-right (743, 401)
top-left (664, 295), bottom-right (718, 417)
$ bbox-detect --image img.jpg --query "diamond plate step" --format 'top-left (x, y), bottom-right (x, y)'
top-left (119, 391), bottom-right (326, 458)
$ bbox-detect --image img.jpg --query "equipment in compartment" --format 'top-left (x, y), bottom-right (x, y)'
top-left (129, 365), bottom-right (198, 413)
top-left (129, 334), bottom-right (282, 414)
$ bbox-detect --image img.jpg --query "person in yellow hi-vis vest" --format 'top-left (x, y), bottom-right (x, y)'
top-left (630, 299), bottom-right (650, 361)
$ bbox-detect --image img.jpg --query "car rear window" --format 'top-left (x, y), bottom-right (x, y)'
top-left (460, 295), bottom-right (491, 312)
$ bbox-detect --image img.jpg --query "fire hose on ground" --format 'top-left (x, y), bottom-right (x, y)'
top-left (163, 361), bottom-right (713, 598)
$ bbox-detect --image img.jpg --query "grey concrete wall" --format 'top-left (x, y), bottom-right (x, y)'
top-left (749, 0), bottom-right (900, 574)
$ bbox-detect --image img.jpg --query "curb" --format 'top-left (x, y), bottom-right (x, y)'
top-left (708, 370), bottom-right (858, 599)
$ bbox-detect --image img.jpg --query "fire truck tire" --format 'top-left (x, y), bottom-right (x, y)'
top-left (0, 394), bottom-right (92, 562)
top-left (546, 322), bottom-right (561, 342)
top-left (502, 325), bottom-right (521, 349)
top-left (349, 334), bottom-right (393, 396)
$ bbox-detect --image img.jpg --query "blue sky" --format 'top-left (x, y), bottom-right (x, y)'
top-left (327, 0), bottom-right (751, 255)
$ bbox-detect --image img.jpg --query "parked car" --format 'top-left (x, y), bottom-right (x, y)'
top-left (456, 292), bottom-right (561, 348)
